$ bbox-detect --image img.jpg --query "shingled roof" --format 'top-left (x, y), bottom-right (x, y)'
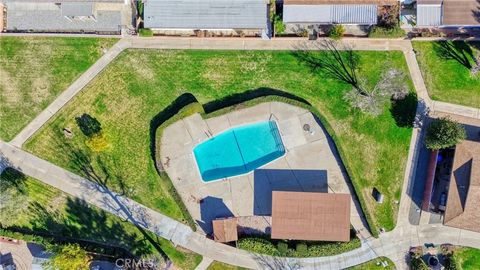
top-left (271, 191), bottom-right (351, 242)
top-left (444, 139), bottom-right (480, 233)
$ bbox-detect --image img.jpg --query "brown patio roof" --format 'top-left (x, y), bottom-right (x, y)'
top-left (283, 0), bottom-right (397, 5)
top-left (212, 217), bottom-right (238, 243)
top-left (444, 139), bottom-right (480, 233)
top-left (442, 0), bottom-right (480, 26)
top-left (271, 191), bottom-right (351, 242)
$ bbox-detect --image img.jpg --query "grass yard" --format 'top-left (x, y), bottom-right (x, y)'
top-left (207, 261), bottom-right (248, 270)
top-left (0, 168), bottom-right (202, 270)
top-left (412, 41), bottom-right (480, 108)
top-left (25, 49), bottom-right (415, 235)
top-left (0, 37), bottom-right (118, 141)
top-left (347, 257), bottom-right (395, 270)
top-left (455, 247), bottom-right (480, 270)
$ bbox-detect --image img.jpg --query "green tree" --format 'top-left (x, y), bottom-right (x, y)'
top-left (410, 255), bottom-right (429, 270)
top-left (425, 117), bottom-right (466, 150)
top-left (43, 244), bottom-right (92, 270)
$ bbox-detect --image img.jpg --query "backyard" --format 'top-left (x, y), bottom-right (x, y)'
top-left (455, 247), bottom-right (480, 270)
top-left (413, 41), bottom-right (480, 108)
top-left (0, 37), bottom-right (118, 141)
top-left (24, 49), bottom-right (415, 236)
top-left (0, 168), bottom-right (202, 269)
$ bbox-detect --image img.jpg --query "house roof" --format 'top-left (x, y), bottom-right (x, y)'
top-left (143, 0), bottom-right (268, 30)
top-left (442, 0), bottom-right (480, 26)
top-left (212, 218), bottom-right (238, 243)
top-left (444, 139), bottom-right (480, 233)
top-left (283, 4), bottom-right (378, 24)
top-left (6, 2), bottom-right (122, 32)
top-left (271, 191), bottom-right (351, 242)
top-left (61, 2), bottom-right (94, 17)
top-left (283, 0), bottom-right (396, 4)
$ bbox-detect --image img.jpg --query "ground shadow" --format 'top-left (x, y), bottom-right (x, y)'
top-left (253, 169), bottom-right (328, 215)
top-left (0, 167), bottom-right (27, 194)
top-left (149, 93), bottom-right (198, 172)
top-left (197, 196), bottom-right (234, 234)
top-left (252, 253), bottom-right (302, 270)
top-left (434, 41), bottom-right (474, 69)
top-left (202, 87), bottom-right (311, 113)
top-left (390, 92), bottom-right (418, 128)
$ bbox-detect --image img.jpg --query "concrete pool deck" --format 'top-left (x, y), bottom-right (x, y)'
top-left (160, 102), bottom-right (371, 239)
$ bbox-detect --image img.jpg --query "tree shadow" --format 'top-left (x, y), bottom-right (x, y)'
top-left (50, 139), bottom-right (170, 260)
top-left (291, 40), bottom-right (367, 96)
top-left (433, 41), bottom-right (474, 69)
top-left (252, 253), bottom-right (302, 270)
top-left (474, 0), bottom-right (480, 23)
top-left (390, 92), bottom-right (418, 128)
top-left (0, 167), bottom-right (27, 194)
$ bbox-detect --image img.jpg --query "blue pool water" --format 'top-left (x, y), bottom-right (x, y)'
top-left (193, 121), bottom-right (285, 182)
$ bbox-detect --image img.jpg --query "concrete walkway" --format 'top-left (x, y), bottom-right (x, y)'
top-left (194, 257), bottom-right (213, 270)
top-left (9, 39), bottom-right (130, 147)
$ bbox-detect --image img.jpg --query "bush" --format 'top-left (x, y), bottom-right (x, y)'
top-left (75, 114), bottom-right (101, 138)
top-left (139, 28), bottom-right (153, 37)
top-left (425, 117), bottom-right (466, 150)
top-left (85, 133), bottom-right (109, 152)
top-left (273, 14), bottom-right (285, 35)
top-left (443, 252), bottom-right (460, 270)
top-left (328, 25), bottom-right (345, 39)
top-left (368, 25), bottom-right (405, 38)
top-left (237, 237), bottom-right (279, 256)
top-left (410, 255), bottom-right (429, 270)
top-left (277, 241), bottom-right (288, 255)
top-left (296, 242), bottom-right (308, 254)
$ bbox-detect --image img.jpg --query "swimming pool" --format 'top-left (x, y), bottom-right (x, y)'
top-left (193, 121), bottom-right (285, 182)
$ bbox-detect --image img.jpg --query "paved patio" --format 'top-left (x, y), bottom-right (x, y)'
top-left (160, 102), bottom-right (366, 235)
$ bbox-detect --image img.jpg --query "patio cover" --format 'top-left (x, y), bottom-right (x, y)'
top-left (271, 191), bottom-right (351, 242)
top-left (212, 217), bottom-right (238, 242)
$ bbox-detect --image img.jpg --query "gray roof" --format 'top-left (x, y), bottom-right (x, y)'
top-left (61, 2), bottom-right (94, 17)
top-left (6, 2), bottom-right (122, 32)
top-left (144, 0), bottom-right (268, 29)
top-left (284, 4), bottom-right (377, 24)
top-left (417, 3), bottom-right (442, 26)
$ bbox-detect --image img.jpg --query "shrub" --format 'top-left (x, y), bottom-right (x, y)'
top-left (328, 25), bottom-right (345, 39)
top-left (277, 241), bottom-right (288, 255)
top-left (443, 252), bottom-right (460, 270)
top-left (139, 28), bottom-right (153, 37)
top-left (425, 117), bottom-right (466, 150)
top-left (296, 242), bottom-right (308, 255)
top-left (410, 255), bottom-right (429, 270)
top-left (85, 133), bottom-right (109, 152)
top-left (75, 114), bottom-right (101, 138)
top-left (237, 237), bottom-right (279, 256)
top-left (368, 25), bottom-right (405, 38)
top-left (273, 14), bottom-right (285, 35)
top-left (44, 243), bottom-right (92, 270)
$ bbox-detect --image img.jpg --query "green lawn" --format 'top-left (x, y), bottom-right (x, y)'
top-left (0, 168), bottom-right (202, 270)
top-left (455, 247), bottom-right (480, 270)
top-left (207, 261), bottom-right (248, 270)
top-left (0, 37), bottom-right (118, 141)
top-left (25, 49), bottom-right (415, 235)
top-left (347, 257), bottom-right (395, 270)
top-left (412, 41), bottom-right (480, 108)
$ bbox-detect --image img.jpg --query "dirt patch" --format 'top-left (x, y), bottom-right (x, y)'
top-left (30, 76), bottom-right (51, 104)
top-left (0, 67), bottom-right (21, 106)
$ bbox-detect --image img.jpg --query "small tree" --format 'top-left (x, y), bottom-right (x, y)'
top-left (328, 25), bottom-right (345, 39)
top-left (425, 117), bottom-right (466, 150)
top-left (410, 255), bottom-right (429, 270)
top-left (43, 244), bottom-right (92, 270)
top-left (75, 114), bottom-right (102, 138)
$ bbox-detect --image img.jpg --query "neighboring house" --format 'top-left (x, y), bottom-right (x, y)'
top-left (443, 139), bottom-right (480, 233)
top-left (0, 237), bottom-right (50, 270)
top-left (416, 0), bottom-right (480, 27)
top-left (143, 0), bottom-right (271, 38)
top-left (4, 0), bottom-right (131, 34)
top-left (283, 0), bottom-right (397, 29)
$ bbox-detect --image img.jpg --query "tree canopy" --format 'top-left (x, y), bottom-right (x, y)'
top-left (43, 243), bottom-right (92, 270)
top-left (425, 117), bottom-right (466, 150)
